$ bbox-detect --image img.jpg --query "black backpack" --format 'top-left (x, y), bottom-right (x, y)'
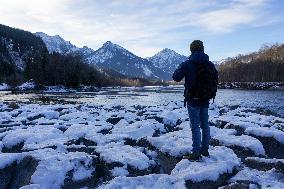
top-left (190, 61), bottom-right (218, 101)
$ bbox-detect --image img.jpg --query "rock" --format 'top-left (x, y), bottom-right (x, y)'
top-left (185, 169), bottom-right (238, 189)
top-left (127, 164), bottom-right (160, 177)
top-left (157, 151), bottom-right (182, 174)
top-left (0, 123), bottom-right (21, 129)
top-left (65, 138), bottom-right (97, 147)
top-left (164, 124), bottom-right (181, 133)
top-left (0, 162), bottom-right (16, 189)
top-left (227, 145), bottom-right (256, 160)
top-left (27, 114), bottom-right (44, 121)
top-left (147, 116), bottom-right (163, 123)
top-left (244, 157), bottom-right (284, 174)
top-left (98, 128), bottom-right (112, 135)
top-left (8, 102), bottom-right (20, 110)
top-left (215, 120), bottom-right (228, 129)
top-left (0, 156), bottom-right (38, 189)
top-left (106, 117), bottom-right (123, 125)
top-left (225, 124), bottom-right (245, 135)
top-left (210, 138), bottom-right (260, 160)
top-left (220, 181), bottom-right (260, 189)
top-left (62, 157), bottom-right (98, 189)
top-left (124, 138), bottom-right (156, 151)
top-left (2, 142), bottom-right (25, 153)
top-left (133, 105), bottom-right (146, 110)
top-left (66, 146), bottom-right (98, 156)
top-left (248, 134), bottom-right (284, 158)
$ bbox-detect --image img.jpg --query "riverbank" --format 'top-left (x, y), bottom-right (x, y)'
top-left (0, 92), bottom-right (283, 188)
top-left (218, 82), bottom-right (284, 90)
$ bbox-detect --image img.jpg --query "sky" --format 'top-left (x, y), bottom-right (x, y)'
top-left (0, 0), bottom-right (283, 60)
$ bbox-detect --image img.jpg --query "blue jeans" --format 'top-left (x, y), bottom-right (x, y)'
top-left (187, 105), bottom-right (210, 153)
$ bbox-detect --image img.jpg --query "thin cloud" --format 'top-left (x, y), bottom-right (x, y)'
top-left (0, 0), bottom-right (280, 58)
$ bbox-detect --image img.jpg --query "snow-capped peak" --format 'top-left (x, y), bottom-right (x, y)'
top-left (148, 48), bottom-right (187, 74)
top-left (101, 41), bottom-right (131, 55)
top-left (160, 48), bottom-right (177, 54)
top-left (93, 41), bottom-right (136, 62)
top-left (35, 32), bottom-right (78, 54)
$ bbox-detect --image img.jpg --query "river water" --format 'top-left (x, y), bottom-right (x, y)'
top-left (0, 86), bottom-right (283, 116)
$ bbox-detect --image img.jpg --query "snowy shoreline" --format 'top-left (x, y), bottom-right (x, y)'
top-left (0, 90), bottom-right (284, 188)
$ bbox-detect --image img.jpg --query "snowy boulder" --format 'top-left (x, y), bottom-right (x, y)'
top-left (19, 184), bottom-right (43, 189)
top-left (214, 119), bottom-right (229, 128)
top-left (98, 174), bottom-right (186, 189)
top-left (111, 119), bottom-right (165, 140)
top-left (245, 127), bottom-right (284, 144)
top-left (43, 86), bottom-right (68, 93)
top-left (171, 146), bottom-right (240, 189)
top-left (245, 127), bottom-right (284, 158)
top-left (245, 157), bottom-right (284, 174)
top-left (2, 126), bottom-right (66, 151)
top-left (95, 142), bottom-right (154, 171)
top-left (212, 134), bottom-right (265, 158)
top-left (229, 167), bottom-right (284, 189)
top-left (0, 155), bottom-right (38, 189)
top-left (161, 110), bottom-right (180, 126)
top-left (148, 128), bottom-right (193, 157)
top-left (219, 181), bottom-right (260, 189)
top-left (30, 149), bottom-right (96, 189)
top-left (16, 80), bottom-right (36, 91)
top-left (0, 83), bottom-right (10, 91)
top-left (224, 123), bottom-right (246, 135)
top-left (106, 117), bottom-right (124, 125)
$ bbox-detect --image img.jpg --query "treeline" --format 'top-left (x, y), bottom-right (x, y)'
top-left (0, 24), bottom-right (109, 87)
top-left (219, 44), bottom-right (284, 82)
top-left (0, 23), bottom-right (49, 85)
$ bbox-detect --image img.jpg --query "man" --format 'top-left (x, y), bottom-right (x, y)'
top-left (172, 40), bottom-right (218, 160)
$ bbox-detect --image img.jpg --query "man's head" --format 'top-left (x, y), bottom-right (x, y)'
top-left (190, 40), bottom-right (204, 53)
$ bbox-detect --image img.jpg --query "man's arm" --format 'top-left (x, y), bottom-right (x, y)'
top-left (172, 61), bottom-right (189, 82)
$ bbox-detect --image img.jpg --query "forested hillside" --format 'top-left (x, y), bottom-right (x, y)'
top-left (0, 24), bottom-right (48, 85)
top-left (219, 44), bottom-right (284, 82)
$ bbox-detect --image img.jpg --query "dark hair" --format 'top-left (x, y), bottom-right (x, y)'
top-left (190, 40), bottom-right (204, 52)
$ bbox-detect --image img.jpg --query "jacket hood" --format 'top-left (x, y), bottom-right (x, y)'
top-left (189, 51), bottom-right (209, 63)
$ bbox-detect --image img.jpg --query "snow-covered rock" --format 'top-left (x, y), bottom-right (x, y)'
top-left (230, 167), bottom-right (284, 188)
top-left (172, 146), bottom-right (240, 182)
top-left (0, 83), bottom-right (10, 91)
top-left (0, 88), bottom-right (283, 188)
top-left (35, 32), bottom-right (78, 54)
top-left (16, 80), bottom-right (36, 91)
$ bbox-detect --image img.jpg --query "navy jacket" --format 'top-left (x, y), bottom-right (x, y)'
top-left (172, 51), bottom-right (213, 108)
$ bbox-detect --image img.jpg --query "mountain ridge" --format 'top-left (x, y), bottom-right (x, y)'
top-left (36, 32), bottom-right (184, 80)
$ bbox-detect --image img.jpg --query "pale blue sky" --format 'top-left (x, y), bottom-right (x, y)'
top-left (0, 0), bottom-right (283, 60)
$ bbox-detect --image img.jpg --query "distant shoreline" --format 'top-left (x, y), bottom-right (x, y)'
top-left (218, 82), bottom-right (284, 91)
top-left (1, 82), bottom-right (284, 92)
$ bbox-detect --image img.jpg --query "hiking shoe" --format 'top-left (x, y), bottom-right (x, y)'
top-left (201, 150), bottom-right (210, 157)
top-left (183, 152), bottom-right (201, 161)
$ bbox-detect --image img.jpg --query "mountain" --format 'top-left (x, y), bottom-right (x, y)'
top-left (0, 25), bottom-right (48, 71)
top-left (35, 32), bottom-right (78, 54)
top-left (147, 48), bottom-right (187, 77)
top-left (0, 24), bottom-right (48, 84)
top-left (82, 41), bottom-right (168, 80)
top-left (35, 33), bottom-right (167, 79)
top-left (35, 32), bottom-right (184, 80)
